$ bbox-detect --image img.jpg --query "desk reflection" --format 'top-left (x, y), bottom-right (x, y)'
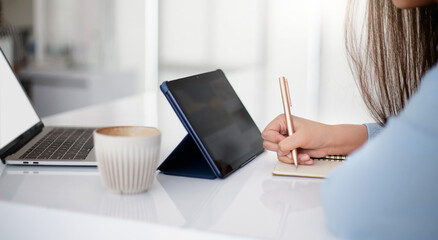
top-left (98, 191), bottom-right (157, 221)
top-left (0, 166), bottom-right (157, 222)
top-left (261, 177), bottom-right (324, 240)
top-left (0, 166), bottom-right (101, 212)
top-left (156, 171), bottom-right (248, 230)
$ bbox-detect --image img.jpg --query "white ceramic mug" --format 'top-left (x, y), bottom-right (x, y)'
top-left (93, 126), bottom-right (161, 194)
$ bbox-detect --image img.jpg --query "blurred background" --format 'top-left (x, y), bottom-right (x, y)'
top-left (0, 0), bottom-right (373, 128)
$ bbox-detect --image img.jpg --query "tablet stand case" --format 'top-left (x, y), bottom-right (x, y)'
top-left (157, 134), bottom-right (217, 179)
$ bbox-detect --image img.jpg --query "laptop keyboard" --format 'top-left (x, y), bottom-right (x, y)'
top-left (19, 128), bottom-right (95, 160)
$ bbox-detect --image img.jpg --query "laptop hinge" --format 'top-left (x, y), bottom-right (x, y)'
top-left (0, 121), bottom-right (44, 163)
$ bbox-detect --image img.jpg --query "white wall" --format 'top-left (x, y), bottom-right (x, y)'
top-left (159, 0), bottom-right (266, 127)
top-left (6, 0), bottom-right (373, 124)
top-left (159, 0), bottom-right (373, 128)
top-left (113, 0), bottom-right (147, 91)
top-left (318, 0), bottom-right (372, 124)
top-left (264, 0), bottom-right (312, 125)
top-left (32, 0), bottom-right (150, 92)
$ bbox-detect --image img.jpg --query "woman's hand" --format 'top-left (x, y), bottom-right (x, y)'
top-left (261, 114), bottom-right (368, 165)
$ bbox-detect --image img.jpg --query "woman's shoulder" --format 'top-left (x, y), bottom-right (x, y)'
top-left (398, 62), bottom-right (438, 136)
top-left (421, 63), bottom-right (438, 86)
top-left (320, 62), bottom-right (438, 239)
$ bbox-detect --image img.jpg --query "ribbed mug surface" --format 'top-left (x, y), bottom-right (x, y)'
top-left (94, 126), bottom-right (161, 194)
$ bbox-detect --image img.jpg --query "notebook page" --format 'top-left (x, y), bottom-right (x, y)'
top-left (273, 159), bottom-right (343, 178)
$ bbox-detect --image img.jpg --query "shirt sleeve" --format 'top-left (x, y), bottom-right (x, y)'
top-left (321, 65), bottom-right (438, 240)
top-left (363, 122), bottom-right (383, 140)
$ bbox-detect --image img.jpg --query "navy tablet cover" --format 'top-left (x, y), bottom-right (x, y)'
top-left (158, 69), bottom-right (264, 179)
top-left (157, 134), bottom-right (217, 179)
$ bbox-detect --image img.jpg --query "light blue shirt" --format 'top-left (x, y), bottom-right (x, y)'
top-left (322, 63), bottom-right (438, 240)
top-left (364, 122), bottom-right (383, 140)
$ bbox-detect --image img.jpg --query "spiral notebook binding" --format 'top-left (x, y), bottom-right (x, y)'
top-left (311, 155), bottom-right (347, 161)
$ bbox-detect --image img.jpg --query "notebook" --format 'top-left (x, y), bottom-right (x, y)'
top-left (272, 156), bottom-right (346, 178)
top-left (0, 48), bottom-right (97, 166)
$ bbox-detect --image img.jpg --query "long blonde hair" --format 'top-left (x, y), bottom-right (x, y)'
top-left (346, 0), bottom-right (438, 126)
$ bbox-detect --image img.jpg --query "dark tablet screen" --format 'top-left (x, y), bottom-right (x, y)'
top-left (166, 70), bottom-right (264, 177)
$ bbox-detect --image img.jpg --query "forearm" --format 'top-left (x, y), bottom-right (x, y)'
top-left (327, 124), bottom-right (368, 155)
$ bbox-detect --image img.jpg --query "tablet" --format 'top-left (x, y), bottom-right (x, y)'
top-left (160, 69), bottom-right (264, 178)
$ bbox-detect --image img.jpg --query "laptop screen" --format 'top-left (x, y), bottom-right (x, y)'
top-left (0, 50), bottom-right (40, 150)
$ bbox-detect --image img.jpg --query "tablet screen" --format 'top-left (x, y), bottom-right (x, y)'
top-left (166, 70), bottom-right (264, 177)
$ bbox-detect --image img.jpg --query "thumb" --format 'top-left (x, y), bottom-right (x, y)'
top-left (277, 132), bottom-right (305, 156)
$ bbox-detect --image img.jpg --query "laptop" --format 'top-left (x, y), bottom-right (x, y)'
top-left (0, 48), bottom-right (97, 166)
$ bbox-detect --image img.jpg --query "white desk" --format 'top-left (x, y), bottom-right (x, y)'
top-left (0, 93), bottom-right (338, 240)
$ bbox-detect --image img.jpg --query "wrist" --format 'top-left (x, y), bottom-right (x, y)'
top-left (326, 124), bottom-right (368, 155)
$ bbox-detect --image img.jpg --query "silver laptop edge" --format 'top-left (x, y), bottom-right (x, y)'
top-left (5, 127), bottom-right (97, 166)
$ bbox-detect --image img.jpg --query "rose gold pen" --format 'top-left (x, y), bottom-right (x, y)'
top-left (279, 77), bottom-right (298, 168)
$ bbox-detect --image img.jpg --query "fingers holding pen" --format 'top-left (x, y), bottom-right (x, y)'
top-left (277, 131), bottom-right (305, 155)
top-left (298, 153), bottom-right (314, 165)
top-left (262, 128), bottom-right (287, 152)
top-left (276, 150), bottom-right (313, 165)
top-left (276, 132), bottom-right (314, 165)
top-left (263, 140), bottom-right (278, 152)
top-left (277, 152), bottom-right (294, 164)
top-left (262, 114), bottom-right (324, 165)
top-left (262, 130), bottom-right (311, 165)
